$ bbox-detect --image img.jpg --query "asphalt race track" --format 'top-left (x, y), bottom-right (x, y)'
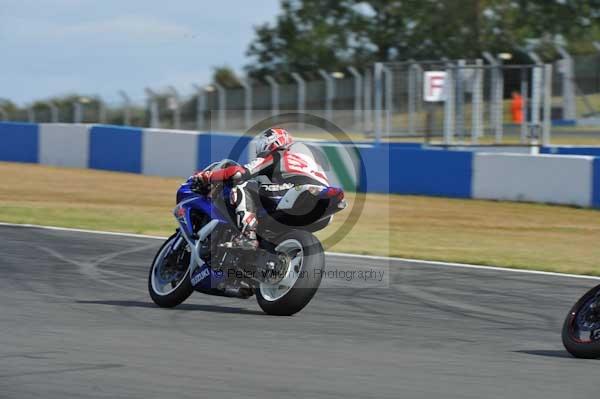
top-left (1, 224), bottom-right (599, 399)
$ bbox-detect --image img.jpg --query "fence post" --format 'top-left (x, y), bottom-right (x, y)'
top-left (145, 88), bottom-right (160, 128)
top-left (167, 86), bottom-right (181, 130)
top-left (364, 68), bottom-right (372, 135)
top-left (73, 101), bottom-right (83, 124)
top-left (381, 65), bottom-right (393, 137)
top-left (482, 52), bottom-right (503, 143)
top-left (594, 41), bottom-right (600, 52)
top-left (291, 73), bottom-right (305, 128)
top-left (482, 52), bottom-right (497, 140)
top-left (408, 62), bottom-right (418, 135)
top-left (455, 59), bottom-right (466, 141)
top-left (495, 61), bottom-right (504, 143)
top-left (531, 65), bottom-right (542, 139)
top-left (97, 98), bottom-right (107, 124)
top-left (214, 83), bottom-right (226, 131)
top-left (318, 69), bottom-right (334, 122)
top-left (527, 51), bottom-right (543, 65)
top-left (542, 64), bottom-right (553, 146)
top-left (27, 106), bottom-right (35, 123)
top-left (443, 64), bottom-right (455, 145)
top-left (47, 101), bottom-right (59, 123)
top-left (118, 90), bottom-right (131, 126)
top-left (239, 78), bottom-right (252, 130)
top-left (265, 75), bottom-right (279, 118)
top-left (374, 62), bottom-right (383, 144)
top-left (191, 84), bottom-right (204, 131)
top-left (555, 45), bottom-right (577, 121)
top-left (347, 66), bottom-right (363, 130)
top-left (471, 59), bottom-right (483, 143)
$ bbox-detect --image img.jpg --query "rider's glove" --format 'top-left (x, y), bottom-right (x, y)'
top-left (191, 171), bottom-right (212, 192)
top-left (194, 171), bottom-right (211, 185)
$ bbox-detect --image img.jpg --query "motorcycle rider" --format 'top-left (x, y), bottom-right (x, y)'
top-left (192, 128), bottom-right (330, 250)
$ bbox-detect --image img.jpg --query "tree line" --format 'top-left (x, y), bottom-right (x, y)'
top-left (244, 0), bottom-right (600, 80)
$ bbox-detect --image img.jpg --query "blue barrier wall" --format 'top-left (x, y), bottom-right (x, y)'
top-left (89, 125), bottom-right (143, 173)
top-left (593, 158), bottom-right (600, 208)
top-left (0, 122), bottom-right (38, 163)
top-left (354, 146), bottom-right (473, 197)
top-left (541, 146), bottom-right (600, 157)
top-left (355, 146), bottom-right (388, 193)
top-left (197, 133), bottom-right (252, 170)
top-left (388, 149), bottom-right (473, 198)
top-left (385, 142), bottom-right (423, 150)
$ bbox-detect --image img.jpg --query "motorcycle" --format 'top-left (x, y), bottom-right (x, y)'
top-left (562, 284), bottom-right (600, 358)
top-left (148, 159), bottom-right (347, 316)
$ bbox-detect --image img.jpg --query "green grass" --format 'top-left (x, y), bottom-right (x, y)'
top-left (1, 162), bottom-right (600, 275)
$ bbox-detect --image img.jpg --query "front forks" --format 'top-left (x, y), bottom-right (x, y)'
top-left (174, 219), bottom-right (221, 277)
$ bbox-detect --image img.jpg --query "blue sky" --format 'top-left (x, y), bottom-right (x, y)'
top-left (1, 0), bottom-right (280, 105)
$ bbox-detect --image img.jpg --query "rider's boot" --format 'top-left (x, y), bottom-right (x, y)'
top-left (220, 207), bottom-right (259, 250)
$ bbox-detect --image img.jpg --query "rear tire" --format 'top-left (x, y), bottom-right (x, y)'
top-left (562, 284), bottom-right (600, 359)
top-left (256, 230), bottom-right (324, 316)
top-left (148, 233), bottom-right (194, 308)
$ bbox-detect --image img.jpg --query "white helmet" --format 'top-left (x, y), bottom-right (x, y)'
top-left (255, 128), bottom-right (293, 155)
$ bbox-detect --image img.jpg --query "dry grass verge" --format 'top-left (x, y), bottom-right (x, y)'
top-left (1, 162), bottom-right (599, 275)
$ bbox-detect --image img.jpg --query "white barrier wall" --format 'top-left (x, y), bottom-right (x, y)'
top-left (38, 123), bottom-right (89, 168)
top-left (426, 145), bottom-right (536, 154)
top-left (142, 129), bottom-right (198, 177)
top-left (472, 153), bottom-right (594, 207)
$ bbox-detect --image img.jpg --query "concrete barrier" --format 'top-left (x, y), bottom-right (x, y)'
top-left (1, 122), bottom-right (600, 209)
top-left (142, 128), bottom-right (198, 177)
top-left (39, 123), bottom-right (89, 168)
top-left (473, 153), bottom-right (594, 207)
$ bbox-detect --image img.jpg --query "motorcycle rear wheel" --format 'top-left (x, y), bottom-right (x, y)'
top-left (256, 230), bottom-right (324, 316)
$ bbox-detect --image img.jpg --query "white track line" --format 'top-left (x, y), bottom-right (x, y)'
top-left (1, 221), bottom-right (599, 281)
top-left (0, 222), bottom-right (166, 240)
top-left (325, 252), bottom-right (600, 280)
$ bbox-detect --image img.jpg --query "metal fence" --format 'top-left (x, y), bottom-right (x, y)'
top-left (442, 63), bottom-right (552, 145)
top-left (368, 60), bottom-right (552, 145)
top-left (569, 53), bottom-right (600, 118)
top-left (3, 49), bottom-right (599, 142)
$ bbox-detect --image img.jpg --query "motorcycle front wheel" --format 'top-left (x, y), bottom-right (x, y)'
top-left (562, 284), bottom-right (600, 358)
top-left (256, 230), bottom-right (325, 316)
top-left (148, 233), bottom-right (194, 308)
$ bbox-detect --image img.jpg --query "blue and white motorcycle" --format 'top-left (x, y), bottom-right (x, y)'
top-left (148, 159), bottom-right (347, 316)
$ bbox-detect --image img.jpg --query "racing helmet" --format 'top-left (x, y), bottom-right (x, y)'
top-left (255, 128), bottom-right (293, 155)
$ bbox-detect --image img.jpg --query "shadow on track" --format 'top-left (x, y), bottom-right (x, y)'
top-left (513, 350), bottom-right (574, 359)
top-left (76, 300), bottom-right (265, 316)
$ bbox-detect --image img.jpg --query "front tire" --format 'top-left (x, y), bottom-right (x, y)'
top-left (562, 284), bottom-right (600, 358)
top-left (256, 230), bottom-right (325, 316)
top-left (148, 233), bottom-right (194, 308)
